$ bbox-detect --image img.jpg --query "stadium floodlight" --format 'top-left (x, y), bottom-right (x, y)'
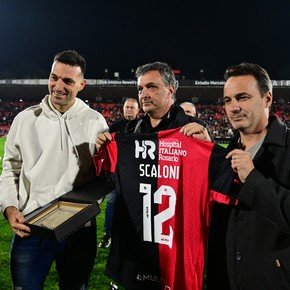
top-left (104, 69), bottom-right (109, 79)
top-left (200, 68), bottom-right (205, 80)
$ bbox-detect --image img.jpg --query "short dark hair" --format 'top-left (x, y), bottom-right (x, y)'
top-left (224, 62), bottom-right (272, 95)
top-left (135, 61), bottom-right (178, 93)
top-left (53, 50), bottom-right (86, 77)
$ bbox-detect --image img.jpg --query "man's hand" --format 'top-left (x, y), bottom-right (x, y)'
top-left (96, 132), bottom-right (112, 151)
top-left (180, 123), bottom-right (211, 141)
top-left (5, 206), bottom-right (31, 237)
top-left (226, 149), bottom-right (255, 183)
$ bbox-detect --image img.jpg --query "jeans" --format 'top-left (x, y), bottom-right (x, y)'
top-left (10, 225), bottom-right (97, 290)
top-left (104, 189), bottom-right (116, 236)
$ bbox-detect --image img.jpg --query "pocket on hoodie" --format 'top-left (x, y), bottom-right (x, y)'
top-left (29, 184), bottom-right (58, 208)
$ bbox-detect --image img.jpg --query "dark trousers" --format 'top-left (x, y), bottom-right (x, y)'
top-left (104, 189), bottom-right (116, 236)
top-left (10, 225), bottom-right (97, 290)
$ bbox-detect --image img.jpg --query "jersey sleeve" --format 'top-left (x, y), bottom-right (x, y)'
top-left (208, 143), bottom-right (239, 205)
top-left (93, 132), bottom-right (118, 176)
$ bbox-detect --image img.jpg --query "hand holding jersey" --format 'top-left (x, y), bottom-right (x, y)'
top-left (180, 122), bottom-right (211, 141)
top-left (96, 131), bottom-right (112, 151)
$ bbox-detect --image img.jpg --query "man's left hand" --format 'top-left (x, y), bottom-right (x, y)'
top-left (226, 149), bottom-right (255, 183)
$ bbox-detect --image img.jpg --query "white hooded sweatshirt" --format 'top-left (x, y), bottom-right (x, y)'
top-left (0, 95), bottom-right (108, 215)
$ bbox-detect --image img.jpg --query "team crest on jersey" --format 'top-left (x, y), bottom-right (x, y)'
top-left (135, 140), bottom-right (156, 160)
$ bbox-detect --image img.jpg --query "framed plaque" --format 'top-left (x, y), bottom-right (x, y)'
top-left (27, 201), bottom-right (90, 229)
top-left (24, 176), bottom-right (114, 242)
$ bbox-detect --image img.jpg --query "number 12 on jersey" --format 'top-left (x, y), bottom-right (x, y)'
top-left (140, 183), bottom-right (176, 249)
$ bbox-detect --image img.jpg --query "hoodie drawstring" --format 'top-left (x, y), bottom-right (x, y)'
top-left (64, 117), bottom-right (81, 165)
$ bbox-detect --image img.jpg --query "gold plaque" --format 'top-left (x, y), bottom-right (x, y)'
top-left (27, 201), bottom-right (89, 230)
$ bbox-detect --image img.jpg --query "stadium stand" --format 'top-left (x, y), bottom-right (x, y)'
top-left (1, 78), bottom-right (290, 139)
top-left (0, 99), bottom-right (289, 141)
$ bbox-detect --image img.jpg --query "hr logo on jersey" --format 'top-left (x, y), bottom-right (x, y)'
top-left (135, 140), bottom-right (156, 160)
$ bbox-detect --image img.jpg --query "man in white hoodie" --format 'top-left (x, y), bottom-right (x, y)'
top-left (0, 50), bottom-right (108, 289)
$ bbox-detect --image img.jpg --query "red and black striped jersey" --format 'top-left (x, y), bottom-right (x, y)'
top-left (95, 128), bottom-right (236, 290)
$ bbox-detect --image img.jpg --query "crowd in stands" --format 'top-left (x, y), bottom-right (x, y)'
top-left (1, 99), bottom-right (290, 141)
top-left (0, 100), bottom-right (38, 136)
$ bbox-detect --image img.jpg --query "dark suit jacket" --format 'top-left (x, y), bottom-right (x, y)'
top-left (207, 115), bottom-right (290, 290)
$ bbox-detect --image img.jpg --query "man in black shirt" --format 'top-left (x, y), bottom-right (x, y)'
top-left (96, 61), bottom-right (211, 289)
top-left (109, 98), bottom-right (140, 133)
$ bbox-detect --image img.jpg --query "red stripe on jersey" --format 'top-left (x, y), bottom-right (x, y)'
top-left (94, 132), bottom-right (118, 175)
top-left (210, 190), bottom-right (238, 205)
top-left (157, 130), bottom-right (216, 290)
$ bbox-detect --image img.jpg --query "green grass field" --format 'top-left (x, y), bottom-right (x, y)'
top-left (0, 137), bottom-right (121, 289)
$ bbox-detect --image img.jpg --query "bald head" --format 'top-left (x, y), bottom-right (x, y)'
top-left (123, 98), bottom-right (140, 120)
top-left (180, 102), bottom-right (196, 117)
